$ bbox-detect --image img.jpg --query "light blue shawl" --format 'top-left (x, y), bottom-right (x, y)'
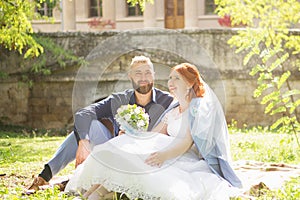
top-left (188, 84), bottom-right (242, 188)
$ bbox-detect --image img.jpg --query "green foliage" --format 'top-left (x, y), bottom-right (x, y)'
top-left (0, 1), bottom-right (85, 83)
top-left (0, 0), bottom-right (62, 58)
top-left (30, 35), bottom-right (85, 75)
top-left (0, 0), bottom-right (48, 58)
top-left (126, 0), bottom-right (154, 11)
top-left (231, 132), bottom-right (299, 164)
top-left (228, 120), bottom-right (300, 164)
top-left (0, 71), bottom-right (8, 79)
top-left (215, 0), bottom-right (300, 147)
top-left (0, 1), bottom-right (84, 79)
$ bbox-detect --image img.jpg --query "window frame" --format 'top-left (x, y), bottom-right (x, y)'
top-left (89, 0), bottom-right (103, 18)
top-left (204, 0), bottom-right (217, 15)
top-left (36, 0), bottom-right (56, 17)
top-left (126, 1), bottom-right (143, 17)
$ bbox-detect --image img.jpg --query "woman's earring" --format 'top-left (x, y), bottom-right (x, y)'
top-left (185, 89), bottom-right (189, 95)
top-left (185, 88), bottom-right (191, 99)
top-left (186, 87), bottom-right (191, 94)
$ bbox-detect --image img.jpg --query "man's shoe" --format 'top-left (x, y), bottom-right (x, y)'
top-left (54, 179), bottom-right (69, 191)
top-left (27, 176), bottom-right (49, 192)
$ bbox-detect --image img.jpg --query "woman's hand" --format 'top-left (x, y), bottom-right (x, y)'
top-left (145, 152), bottom-right (167, 167)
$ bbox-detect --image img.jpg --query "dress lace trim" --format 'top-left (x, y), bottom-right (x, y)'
top-left (67, 165), bottom-right (164, 200)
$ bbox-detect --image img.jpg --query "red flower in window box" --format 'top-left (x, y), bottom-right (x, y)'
top-left (218, 15), bottom-right (232, 27)
top-left (218, 15), bottom-right (247, 27)
top-left (88, 17), bottom-right (116, 29)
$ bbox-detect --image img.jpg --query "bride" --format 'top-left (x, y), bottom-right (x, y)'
top-left (65, 63), bottom-right (242, 199)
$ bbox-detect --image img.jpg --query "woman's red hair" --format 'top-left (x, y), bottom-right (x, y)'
top-left (173, 63), bottom-right (205, 100)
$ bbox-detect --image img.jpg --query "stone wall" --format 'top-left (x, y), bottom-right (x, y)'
top-left (1, 29), bottom-right (299, 129)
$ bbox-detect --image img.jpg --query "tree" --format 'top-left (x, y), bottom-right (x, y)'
top-left (0, 0), bottom-right (84, 80)
top-left (215, 0), bottom-right (300, 147)
top-left (0, 0), bottom-right (61, 58)
top-left (0, 0), bottom-right (45, 58)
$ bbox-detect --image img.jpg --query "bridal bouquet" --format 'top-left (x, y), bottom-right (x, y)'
top-left (115, 104), bottom-right (149, 135)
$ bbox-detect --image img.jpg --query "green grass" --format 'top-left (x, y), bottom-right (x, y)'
top-left (0, 128), bottom-right (74, 199)
top-left (0, 125), bottom-right (299, 199)
top-left (230, 132), bottom-right (299, 164)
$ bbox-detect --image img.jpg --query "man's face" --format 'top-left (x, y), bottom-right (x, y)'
top-left (129, 64), bottom-right (155, 94)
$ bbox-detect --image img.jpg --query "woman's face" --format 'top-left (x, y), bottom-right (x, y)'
top-left (168, 70), bottom-right (189, 98)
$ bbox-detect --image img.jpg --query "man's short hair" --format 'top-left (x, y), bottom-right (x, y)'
top-left (130, 55), bottom-right (154, 71)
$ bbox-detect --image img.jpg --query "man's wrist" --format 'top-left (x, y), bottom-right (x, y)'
top-left (78, 139), bottom-right (91, 151)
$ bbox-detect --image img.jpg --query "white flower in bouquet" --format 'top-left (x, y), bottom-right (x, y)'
top-left (115, 104), bottom-right (150, 134)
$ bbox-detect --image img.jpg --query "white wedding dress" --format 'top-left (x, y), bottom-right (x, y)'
top-left (65, 109), bottom-right (238, 199)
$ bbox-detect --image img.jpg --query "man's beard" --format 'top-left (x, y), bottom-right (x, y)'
top-left (131, 79), bottom-right (153, 94)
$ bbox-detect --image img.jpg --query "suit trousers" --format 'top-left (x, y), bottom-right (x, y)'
top-left (47, 120), bottom-right (112, 177)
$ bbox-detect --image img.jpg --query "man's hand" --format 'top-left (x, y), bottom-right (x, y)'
top-left (145, 151), bottom-right (167, 167)
top-left (118, 130), bottom-right (125, 136)
top-left (75, 139), bottom-right (91, 168)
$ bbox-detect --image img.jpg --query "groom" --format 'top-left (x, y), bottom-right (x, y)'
top-left (27, 55), bottom-right (175, 192)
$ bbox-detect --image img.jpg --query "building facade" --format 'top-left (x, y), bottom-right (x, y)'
top-left (32, 0), bottom-right (223, 32)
